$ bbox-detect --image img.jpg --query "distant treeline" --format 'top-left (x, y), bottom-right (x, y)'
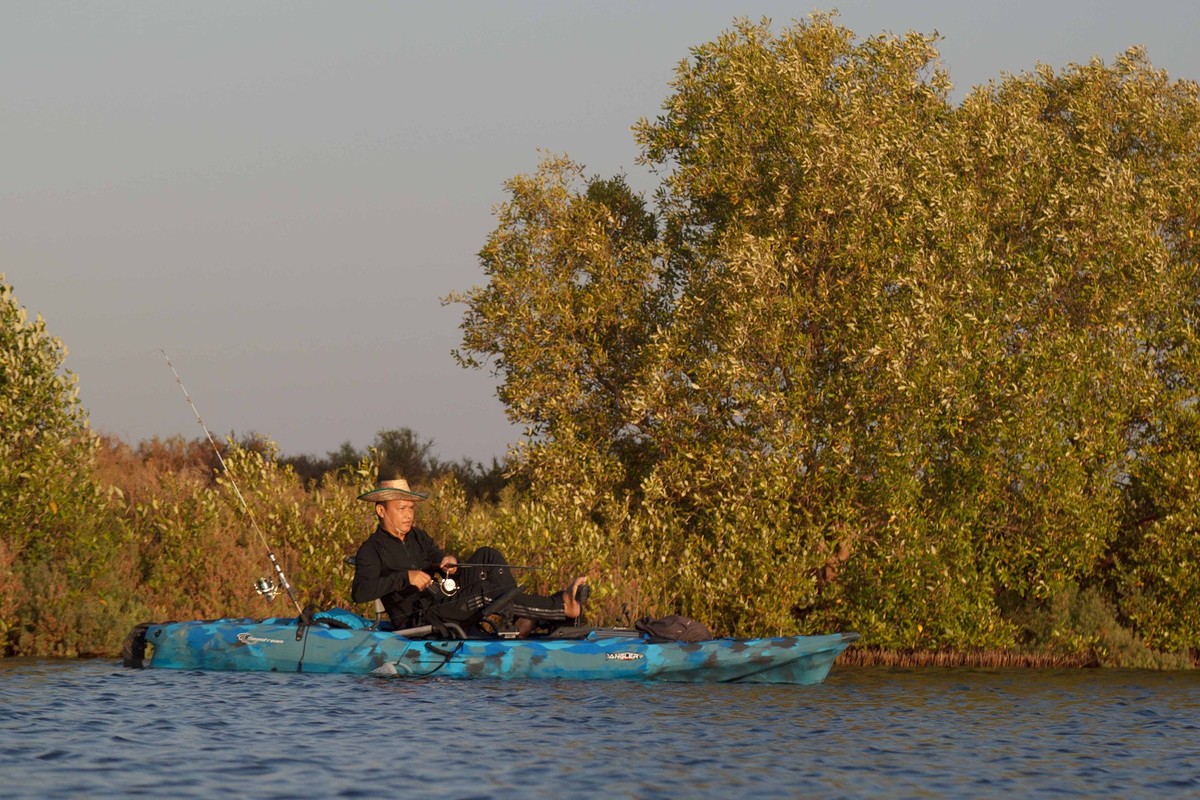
top-left (226, 427), bottom-right (509, 504)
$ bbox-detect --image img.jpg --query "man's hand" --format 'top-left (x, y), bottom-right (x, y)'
top-left (407, 569), bottom-right (433, 591)
top-left (440, 555), bottom-right (459, 575)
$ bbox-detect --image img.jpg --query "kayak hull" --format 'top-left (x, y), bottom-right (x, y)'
top-left (126, 612), bottom-right (858, 684)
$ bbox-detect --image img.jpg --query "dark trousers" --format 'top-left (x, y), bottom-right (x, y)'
top-left (430, 547), bottom-right (567, 627)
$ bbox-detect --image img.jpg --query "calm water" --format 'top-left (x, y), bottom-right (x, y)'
top-left (1, 659), bottom-right (1198, 798)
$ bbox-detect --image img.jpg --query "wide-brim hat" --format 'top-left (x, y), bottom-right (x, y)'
top-left (357, 478), bottom-right (429, 503)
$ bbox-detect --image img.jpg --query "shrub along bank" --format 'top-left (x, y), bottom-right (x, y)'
top-left (0, 427), bottom-right (1193, 668)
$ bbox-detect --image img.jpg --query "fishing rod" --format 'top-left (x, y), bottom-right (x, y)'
top-left (162, 350), bottom-right (303, 614)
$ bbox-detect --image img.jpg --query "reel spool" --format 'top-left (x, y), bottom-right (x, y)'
top-left (432, 575), bottom-right (460, 597)
top-left (254, 576), bottom-right (279, 603)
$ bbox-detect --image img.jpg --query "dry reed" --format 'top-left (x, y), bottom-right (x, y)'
top-left (841, 646), bottom-right (1097, 669)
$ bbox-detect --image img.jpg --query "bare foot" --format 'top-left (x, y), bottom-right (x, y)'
top-left (563, 576), bottom-right (588, 619)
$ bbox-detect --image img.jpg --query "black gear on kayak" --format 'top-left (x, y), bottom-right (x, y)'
top-left (634, 615), bottom-right (712, 643)
top-left (121, 622), bottom-right (152, 668)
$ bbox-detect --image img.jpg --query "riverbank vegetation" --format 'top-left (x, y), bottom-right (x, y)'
top-left (4, 14), bottom-right (1199, 667)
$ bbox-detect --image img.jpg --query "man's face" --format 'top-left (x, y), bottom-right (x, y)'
top-left (377, 498), bottom-right (417, 538)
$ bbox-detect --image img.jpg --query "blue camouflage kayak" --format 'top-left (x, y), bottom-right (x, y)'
top-left (123, 610), bottom-right (858, 684)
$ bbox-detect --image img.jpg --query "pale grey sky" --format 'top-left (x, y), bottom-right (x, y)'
top-left (4, 1), bottom-right (1199, 463)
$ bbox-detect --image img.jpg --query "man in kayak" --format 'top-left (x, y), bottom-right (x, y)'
top-left (350, 477), bottom-right (587, 636)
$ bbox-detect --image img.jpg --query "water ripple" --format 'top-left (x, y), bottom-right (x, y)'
top-left (1, 660), bottom-right (1199, 797)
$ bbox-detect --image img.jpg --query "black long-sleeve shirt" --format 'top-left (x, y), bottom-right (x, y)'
top-left (351, 526), bottom-right (446, 628)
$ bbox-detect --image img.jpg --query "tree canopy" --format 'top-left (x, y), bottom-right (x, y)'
top-left (453, 14), bottom-right (1200, 651)
top-left (0, 274), bottom-right (94, 551)
top-left (0, 275), bottom-right (113, 653)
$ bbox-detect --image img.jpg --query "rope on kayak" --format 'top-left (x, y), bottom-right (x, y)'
top-left (409, 641), bottom-right (465, 677)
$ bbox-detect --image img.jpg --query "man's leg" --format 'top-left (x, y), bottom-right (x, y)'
top-left (457, 547), bottom-right (588, 629)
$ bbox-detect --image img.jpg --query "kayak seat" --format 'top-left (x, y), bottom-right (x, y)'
top-left (311, 608), bottom-right (377, 630)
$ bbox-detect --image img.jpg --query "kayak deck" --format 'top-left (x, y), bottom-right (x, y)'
top-left (126, 613), bottom-right (858, 684)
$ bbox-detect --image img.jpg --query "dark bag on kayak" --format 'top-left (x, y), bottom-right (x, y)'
top-left (634, 615), bottom-right (712, 643)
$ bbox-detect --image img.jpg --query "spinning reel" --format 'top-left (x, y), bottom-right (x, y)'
top-left (254, 576), bottom-right (279, 603)
top-left (428, 569), bottom-right (460, 598)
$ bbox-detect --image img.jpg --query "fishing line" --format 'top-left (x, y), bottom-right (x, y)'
top-left (161, 349), bottom-right (302, 614)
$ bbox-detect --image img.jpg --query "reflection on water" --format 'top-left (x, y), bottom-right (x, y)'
top-left (1, 659), bottom-right (1198, 798)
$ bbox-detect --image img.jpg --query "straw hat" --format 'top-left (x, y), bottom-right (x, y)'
top-left (356, 478), bottom-right (429, 503)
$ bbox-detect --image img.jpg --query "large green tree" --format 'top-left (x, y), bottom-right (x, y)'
top-left (0, 276), bottom-right (93, 548)
top-left (454, 15), bottom-right (1200, 650)
top-left (0, 275), bottom-right (127, 654)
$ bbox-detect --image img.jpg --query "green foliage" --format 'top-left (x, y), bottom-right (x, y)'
top-left (1019, 584), bottom-right (1191, 669)
top-left (0, 299), bottom-right (393, 655)
top-left (0, 274), bottom-right (93, 549)
top-left (1115, 402), bottom-right (1200, 652)
top-left (5, 14), bottom-right (1200, 665)
top-left (452, 13), bottom-right (1200, 657)
top-left (451, 158), bottom-right (665, 482)
top-left (0, 275), bottom-right (140, 655)
top-left (126, 466), bottom-right (235, 618)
